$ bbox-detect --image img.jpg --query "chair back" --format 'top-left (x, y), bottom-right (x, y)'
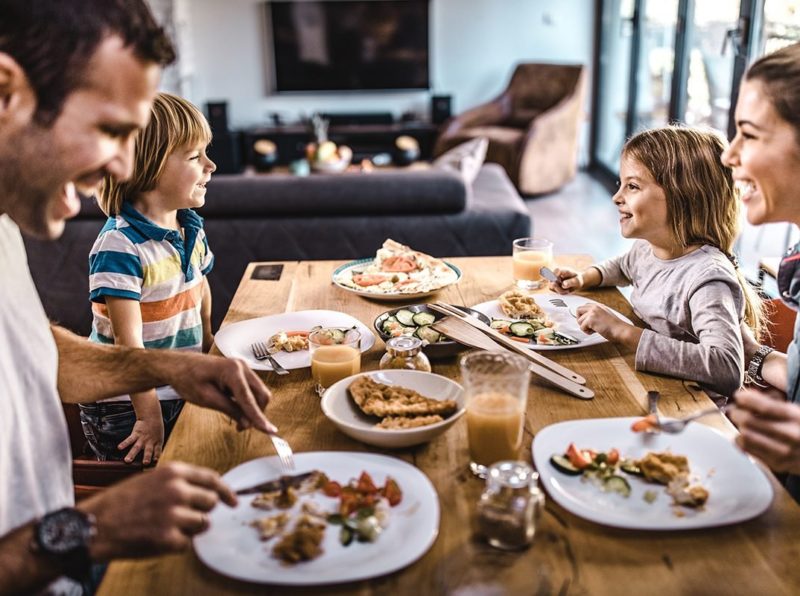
top-left (504, 63), bottom-right (585, 128)
top-left (764, 298), bottom-right (797, 353)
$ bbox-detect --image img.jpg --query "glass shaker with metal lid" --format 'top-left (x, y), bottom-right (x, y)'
top-left (476, 460), bottom-right (545, 550)
top-left (379, 336), bottom-right (432, 372)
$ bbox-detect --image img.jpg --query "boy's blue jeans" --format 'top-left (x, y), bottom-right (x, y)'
top-left (78, 400), bottom-right (184, 461)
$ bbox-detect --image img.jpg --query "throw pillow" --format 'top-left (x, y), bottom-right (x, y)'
top-left (433, 137), bottom-right (488, 186)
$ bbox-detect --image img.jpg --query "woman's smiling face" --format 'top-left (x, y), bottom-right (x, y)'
top-left (722, 79), bottom-right (800, 226)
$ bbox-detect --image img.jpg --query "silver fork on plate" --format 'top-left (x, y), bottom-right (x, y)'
top-left (250, 341), bottom-right (289, 375)
top-left (268, 433), bottom-right (296, 472)
top-left (656, 407), bottom-right (725, 434)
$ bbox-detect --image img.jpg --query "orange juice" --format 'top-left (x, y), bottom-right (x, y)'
top-left (311, 344), bottom-right (361, 389)
top-left (512, 250), bottom-right (551, 283)
top-left (466, 391), bottom-right (525, 466)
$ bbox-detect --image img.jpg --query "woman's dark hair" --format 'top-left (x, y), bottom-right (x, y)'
top-left (746, 43), bottom-right (800, 143)
top-left (0, 0), bottom-right (176, 126)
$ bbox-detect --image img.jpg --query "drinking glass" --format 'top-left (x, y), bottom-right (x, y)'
top-left (309, 328), bottom-right (361, 396)
top-left (512, 237), bottom-right (553, 290)
top-left (460, 351), bottom-right (530, 478)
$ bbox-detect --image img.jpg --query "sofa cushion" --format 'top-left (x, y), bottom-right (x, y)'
top-left (199, 168), bottom-right (467, 218)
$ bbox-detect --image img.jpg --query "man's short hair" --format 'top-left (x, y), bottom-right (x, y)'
top-left (0, 0), bottom-right (176, 126)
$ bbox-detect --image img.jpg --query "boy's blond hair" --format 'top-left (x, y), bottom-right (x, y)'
top-left (97, 92), bottom-right (212, 216)
top-left (622, 126), bottom-right (763, 337)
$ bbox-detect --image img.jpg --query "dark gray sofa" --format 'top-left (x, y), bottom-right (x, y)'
top-left (24, 163), bottom-right (530, 334)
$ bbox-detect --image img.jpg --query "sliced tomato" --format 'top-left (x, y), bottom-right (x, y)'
top-left (382, 477), bottom-right (403, 506)
top-left (565, 442), bottom-right (592, 469)
top-left (321, 480), bottom-right (341, 497)
top-left (606, 448), bottom-right (620, 465)
top-left (381, 255), bottom-right (417, 272)
top-left (356, 471), bottom-right (378, 494)
top-left (630, 414), bottom-right (658, 433)
top-left (352, 273), bottom-right (386, 287)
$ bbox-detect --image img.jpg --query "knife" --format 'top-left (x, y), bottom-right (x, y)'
top-left (235, 471), bottom-right (315, 495)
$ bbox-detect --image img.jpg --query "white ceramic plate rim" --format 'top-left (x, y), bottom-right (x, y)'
top-left (213, 310), bottom-right (375, 371)
top-left (193, 451), bottom-right (440, 585)
top-left (532, 417), bottom-right (774, 530)
top-left (471, 292), bottom-right (633, 351)
top-left (332, 258), bottom-right (462, 301)
top-left (320, 370), bottom-right (465, 436)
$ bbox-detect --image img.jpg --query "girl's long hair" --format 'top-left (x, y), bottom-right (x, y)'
top-left (622, 126), bottom-right (763, 337)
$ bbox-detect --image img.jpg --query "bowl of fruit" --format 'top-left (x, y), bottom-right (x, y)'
top-left (306, 140), bottom-right (353, 173)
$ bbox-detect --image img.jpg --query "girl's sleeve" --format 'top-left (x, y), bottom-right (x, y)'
top-left (592, 243), bottom-right (638, 287)
top-left (199, 229), bottom-right (214, 276)
top-left (88, 229), bottom-right (143, 303)
top-left (635, 278), bottom-right (744, 397)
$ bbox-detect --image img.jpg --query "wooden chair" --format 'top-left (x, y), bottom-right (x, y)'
top-left (763, 298), bottom-right (797, 353)
top-left (62, 403), bottom-right (143, 501)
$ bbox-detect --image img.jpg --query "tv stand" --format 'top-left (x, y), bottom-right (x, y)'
top-left (242, 121), bottom-right (440, 166)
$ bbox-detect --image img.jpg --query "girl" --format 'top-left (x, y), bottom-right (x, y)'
top-left (722, 43), bottom-right (800, 500)
top-left (551, 126), bottom-right (762, 402)
top-left (80, 92), bottom-right (217, 463)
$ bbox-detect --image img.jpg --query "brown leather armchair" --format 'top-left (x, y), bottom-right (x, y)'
top-left (434, 63), bottom-right (586, 196)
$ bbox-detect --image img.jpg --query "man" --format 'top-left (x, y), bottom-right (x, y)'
top-left (0, 1), bottom-right (276, 593)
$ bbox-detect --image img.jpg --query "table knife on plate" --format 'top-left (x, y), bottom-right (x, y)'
top-left (235, 471), bottom-right (315, 495)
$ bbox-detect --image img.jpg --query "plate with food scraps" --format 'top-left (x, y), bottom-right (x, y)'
top-left (214, 310), bottom-right (375, 371)
top-left (532, 417), bottom-right (773, 530)
top-left (471, 291), bottom-right (633, 351)
top-left (333, 258), bottom-right (461, 301)
top-left (194, 451), bottom-right (440, 585)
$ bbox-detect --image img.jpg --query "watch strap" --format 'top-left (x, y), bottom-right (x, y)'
top-left (747, 345), bottom-right (775, 387)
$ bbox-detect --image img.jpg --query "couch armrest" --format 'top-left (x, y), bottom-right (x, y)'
top-left (200, 169), bottom-right (467, 217)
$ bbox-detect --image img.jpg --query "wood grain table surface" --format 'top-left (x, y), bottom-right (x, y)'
top-left (99, 256), bottom-right (800, 595)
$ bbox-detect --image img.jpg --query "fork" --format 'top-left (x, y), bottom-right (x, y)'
top-left (250, 341), bottom-right (290, 375)
top-left (656, 407), bottom-right (725, 434)
top-left (268, 432), bottom-right (296, 472)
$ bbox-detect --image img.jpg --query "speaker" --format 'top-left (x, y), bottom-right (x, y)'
top-left (431, 95), bottom-right (452, 125)
top-left (205, 101), bottom-right (229, 134)
top-left (207, 131), bottom-right (242, 175)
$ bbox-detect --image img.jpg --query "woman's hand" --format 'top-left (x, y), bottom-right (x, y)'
top-left (730, 386), bottom-right (800, 475)
top-left (118, 414), bottom-right (165, 465)
top-left (550, 267), bottom-right (583, 294)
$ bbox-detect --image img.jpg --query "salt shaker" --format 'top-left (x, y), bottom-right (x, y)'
top-left (379, 336), bottom-right (432, 372)
top-left (476, 460), bottom-right (544, 550)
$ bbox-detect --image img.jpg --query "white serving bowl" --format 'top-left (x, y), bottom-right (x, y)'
top-left (320, 369), bottom-right (465, 449)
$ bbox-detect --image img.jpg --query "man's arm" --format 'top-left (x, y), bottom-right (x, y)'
top-left (52, 325), bottom-right (276, 433)
top-left (0, 462), bottom-right (236, 595)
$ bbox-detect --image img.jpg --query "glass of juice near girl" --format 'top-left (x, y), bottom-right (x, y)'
top-left (309, 327), bottom-right (362, 396)
top-left (460, 351), bottom-right (530, 477)
top-left (512, 237), bottom-right (553, 290)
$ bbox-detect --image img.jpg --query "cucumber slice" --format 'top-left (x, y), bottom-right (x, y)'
top-left (490, 319), bottom-right (510, 329)
top-left (395, 309), bottom-right (416, 326)
top-left (509, 321), bottom-right (535, 337)
top-left (603, 475), bottom-right (631, 497)
top-left (415, 325), bottom-right (441, 344)
top-left (550, 454), bottom-right (582, 475)
top-left (620, 460), bottom-right (643, 476)
top-left (412, 311), bottom-right (436, 326)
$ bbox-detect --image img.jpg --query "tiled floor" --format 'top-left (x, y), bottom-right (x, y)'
top-left (528, 171), bottom-right (799, 296)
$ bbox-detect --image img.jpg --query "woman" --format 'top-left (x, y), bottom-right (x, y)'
top-left (721, 42), bottom-right (800, 500)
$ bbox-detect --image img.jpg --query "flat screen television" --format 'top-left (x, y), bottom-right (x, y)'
top-left (266, 0), bottom-right (430, 92)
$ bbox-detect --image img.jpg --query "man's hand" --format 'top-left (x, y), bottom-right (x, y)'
top-left (159, 352), bottom-right (277, 434)
top-left (730, 386), bottom-right (800, 474)
top-left (118, 416), bottom-right (164, 465)
top-left (77, 462), bottom-right (237, 560)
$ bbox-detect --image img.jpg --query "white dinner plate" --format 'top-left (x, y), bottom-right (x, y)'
top-left (471, 291), bottom-right (633, 351)
top-left (194, 452), bottom-right (440, 585)
top-left (332, 258), bottom-right (462, 301)
top-left (532, 417), bottom-right (774, 530)
top-left (214, 310), bottom-right (375, 371)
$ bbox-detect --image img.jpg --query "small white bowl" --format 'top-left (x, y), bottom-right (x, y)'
top-left (320, 370), bottom-right (465, 449)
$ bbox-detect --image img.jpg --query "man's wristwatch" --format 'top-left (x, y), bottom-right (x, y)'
top-left (30, 507), bottom-right (96, 582)
top-left (747, 345), bottom-right (775, 387)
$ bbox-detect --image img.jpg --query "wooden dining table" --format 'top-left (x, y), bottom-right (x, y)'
top-left (99, 255), bottom-right (800, 595)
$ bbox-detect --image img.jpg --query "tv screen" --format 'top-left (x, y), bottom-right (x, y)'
top-left (267, 0), bottom-right (430, 92)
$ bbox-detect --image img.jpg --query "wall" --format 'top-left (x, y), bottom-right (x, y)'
top-left (179, 0), bottom-right (595, 128)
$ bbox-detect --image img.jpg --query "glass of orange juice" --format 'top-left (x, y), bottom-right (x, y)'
top-left (512, 237), bottom-right (553, 290)
top-left (309, 327), bottom-right (362, 396)
top-left (460, 351), bottom-right (530, 478)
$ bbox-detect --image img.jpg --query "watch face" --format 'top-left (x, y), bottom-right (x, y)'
top-left (39, 509), bottom-right (90, 554)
